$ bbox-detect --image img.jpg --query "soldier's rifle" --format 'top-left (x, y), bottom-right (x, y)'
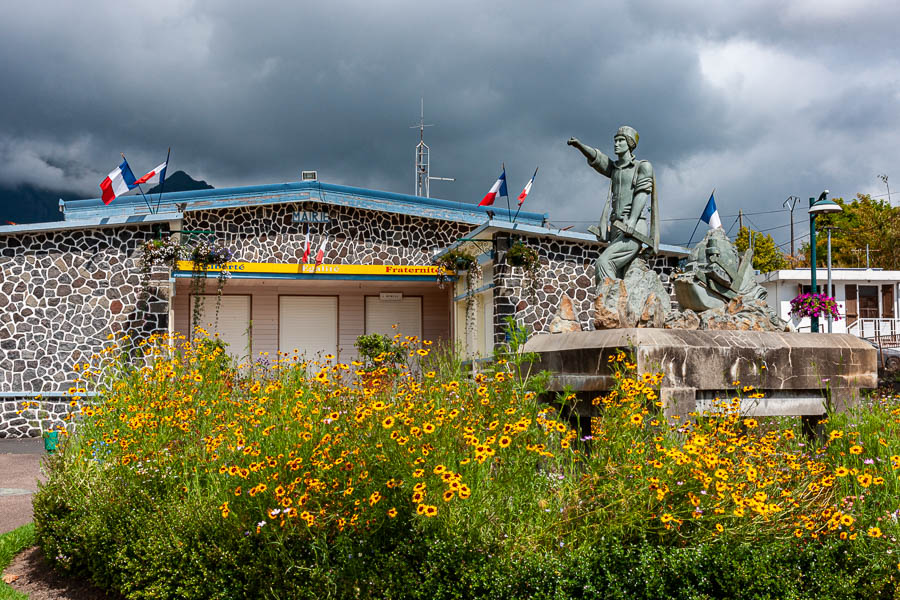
top-left (588, 220), bottom-right (654, 248)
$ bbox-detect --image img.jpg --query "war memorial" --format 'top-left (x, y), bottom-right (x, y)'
top-left (518, 127), bottom-right (876, 433)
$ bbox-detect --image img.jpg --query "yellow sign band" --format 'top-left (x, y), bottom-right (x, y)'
top-left (175, 261), bottom-right (452, 276)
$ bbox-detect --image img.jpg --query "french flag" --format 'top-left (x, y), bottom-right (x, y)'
top-left (134, 161), bottom-right (168, 186)
top-left (315, 236), bottom-right (327, 266)
top-left (302, 229), bottom-right (311, 263)
top-left (517, 167), bottom-right (538, 206)
top-left (700, 191), bottom-right (722, 229)
top-left (478, 168), bottom-right (508, 207)
top-left (99, 160), bottom-right (137, 205)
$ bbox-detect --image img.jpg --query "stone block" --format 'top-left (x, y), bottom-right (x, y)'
top-left (523, 329), bottom-right (876, 418)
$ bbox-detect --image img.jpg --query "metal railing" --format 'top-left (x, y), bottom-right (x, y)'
top-left (847, 318), bottom-right (900, 343)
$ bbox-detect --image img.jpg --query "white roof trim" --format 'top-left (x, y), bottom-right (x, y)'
top-left (0, 213), bottom-right (183, 236)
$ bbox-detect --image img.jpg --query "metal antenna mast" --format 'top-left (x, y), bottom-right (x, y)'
top-left (411, 99), bottom-right (454, 197)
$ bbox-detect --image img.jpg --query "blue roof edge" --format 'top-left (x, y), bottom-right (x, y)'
top-left (0, 212), bottom-right (182, 236)
top-left (62, 180), bottom-right (548, 226)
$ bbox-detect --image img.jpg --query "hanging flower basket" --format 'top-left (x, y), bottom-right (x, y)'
top-left (440, 249), bottom-right (476, 271)
top-left (138, 235), bottom-right (235, 331)
top-left (140, 237), bottom-right (183, 273)
top-left (789, 292), bottom-right (842, 321)
top-left (505, 241), bottom-right (539, 269)
top-left (434, 248), bottom-right (482, 341)
top-left (435, 249), bottom-right (477, 285)
top-left (190, 240), bottom-right (233, 268)
top-left (505, 240), bottom-right (541, 303)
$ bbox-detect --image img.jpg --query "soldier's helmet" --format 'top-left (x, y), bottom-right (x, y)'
top-left (615, 126), bottom-right (639, 151)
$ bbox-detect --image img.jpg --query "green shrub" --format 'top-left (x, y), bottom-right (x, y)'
top-left (354, 333), bottom-right (404, 367)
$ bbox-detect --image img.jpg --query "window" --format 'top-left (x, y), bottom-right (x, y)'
top-left (859, 285), bottom-right (878, 319)
top-left (279, 296), bottom-right (338, 359)
top-left (365, 296), bottom-right (422, 340)
top-left (191, 295), bottom-right (251, 361)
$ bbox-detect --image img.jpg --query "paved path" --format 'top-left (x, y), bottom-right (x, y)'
top-left (0, 438), bottom-right (45, 534)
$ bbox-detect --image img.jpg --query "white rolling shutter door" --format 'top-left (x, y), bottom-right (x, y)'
top-left (191, 295), bottom-right (250, 360)
top-left (279, 296), bottom-right (338, 359)
top-left (365, 296), bottom-right (422, 339)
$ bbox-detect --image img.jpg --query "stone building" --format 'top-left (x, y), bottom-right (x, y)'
top-left (0, 178), bottom-right (687, 437)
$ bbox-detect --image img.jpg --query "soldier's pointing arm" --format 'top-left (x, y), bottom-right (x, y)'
top-left (568, 138), bottom-right (611, 177)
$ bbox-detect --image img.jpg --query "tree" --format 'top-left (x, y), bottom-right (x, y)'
top-left (798, 194), bottom-right (900, 269)
top-left (735, 226), bottom-right (787, 273)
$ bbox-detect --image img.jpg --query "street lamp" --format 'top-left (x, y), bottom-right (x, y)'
top-left (808, 190), bottom-right (842, 332)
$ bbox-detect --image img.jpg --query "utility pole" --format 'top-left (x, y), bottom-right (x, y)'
top-left (738, 209), bottom-right (743, 232)
top-left (852, 246), bottom-right (881, 269)
top-left (783, 195), bottom-right (799, 258)
top-left (865, 244), bottom-right (881, 268)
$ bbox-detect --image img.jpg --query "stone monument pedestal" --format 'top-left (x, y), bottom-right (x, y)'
top-left (523, 329), bottom-right (876, 419)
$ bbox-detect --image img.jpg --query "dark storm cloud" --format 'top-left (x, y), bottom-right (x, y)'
top-left (1, 0), bottom-right (898, 250)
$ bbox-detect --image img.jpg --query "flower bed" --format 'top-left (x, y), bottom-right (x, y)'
top-left (32, 330), bottom-right (899, 599)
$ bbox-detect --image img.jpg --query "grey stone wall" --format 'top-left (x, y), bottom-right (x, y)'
top-left (0, 226), bottom-right (169, 395)
top-left (0, 396), bottom-right (72, 438)
top-left (184, 202), bottom-right (474, 266)
top-left (492, 234), bottom-right (681, 345)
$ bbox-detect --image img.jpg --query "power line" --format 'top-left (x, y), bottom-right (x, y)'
top-left (725, 215), bottom-right (739, 237)
top-left (744, 215), bottom-right (764, 232)
top-left (776, 232), bottom-right (810, 250)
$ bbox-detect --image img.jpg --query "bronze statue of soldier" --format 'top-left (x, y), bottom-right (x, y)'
top-left (568, 126), bottom-right (659, 284)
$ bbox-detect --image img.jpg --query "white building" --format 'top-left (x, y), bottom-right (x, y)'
top-left (757, 268), bottom-right (900, 338)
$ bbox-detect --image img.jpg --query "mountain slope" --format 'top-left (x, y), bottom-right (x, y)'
top-left (0, 171), bottom-right (215, 224)
top-left (147, 171), bottom-right (214, 194)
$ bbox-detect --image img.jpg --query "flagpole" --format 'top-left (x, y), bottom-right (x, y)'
top-left (687, 188), bottom-right (715, 248)
top-left (512, 166), bottom-right (538, 224)
top-left (122, 153), bottom-right (154, 213)
top-left (313, 232), bottom-right (318, 274)
top-left (686, 219), bottom-right (702, 249)
top-left (503, 162), bottom-right (512, 219)
top-left (154, 147), bottom-right (171, 215)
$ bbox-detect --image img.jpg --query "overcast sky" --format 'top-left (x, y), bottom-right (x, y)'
top-left (1, 0), bottom-right (899, 250)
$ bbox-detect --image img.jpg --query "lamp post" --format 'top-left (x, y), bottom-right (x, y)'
top-left (808, 190), bottom-right (842, 332)
top-left (826, 227), bottom-right (835, 333)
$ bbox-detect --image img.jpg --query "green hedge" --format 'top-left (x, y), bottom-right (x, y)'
top-left (33, 480), bottom-right (899, 600)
